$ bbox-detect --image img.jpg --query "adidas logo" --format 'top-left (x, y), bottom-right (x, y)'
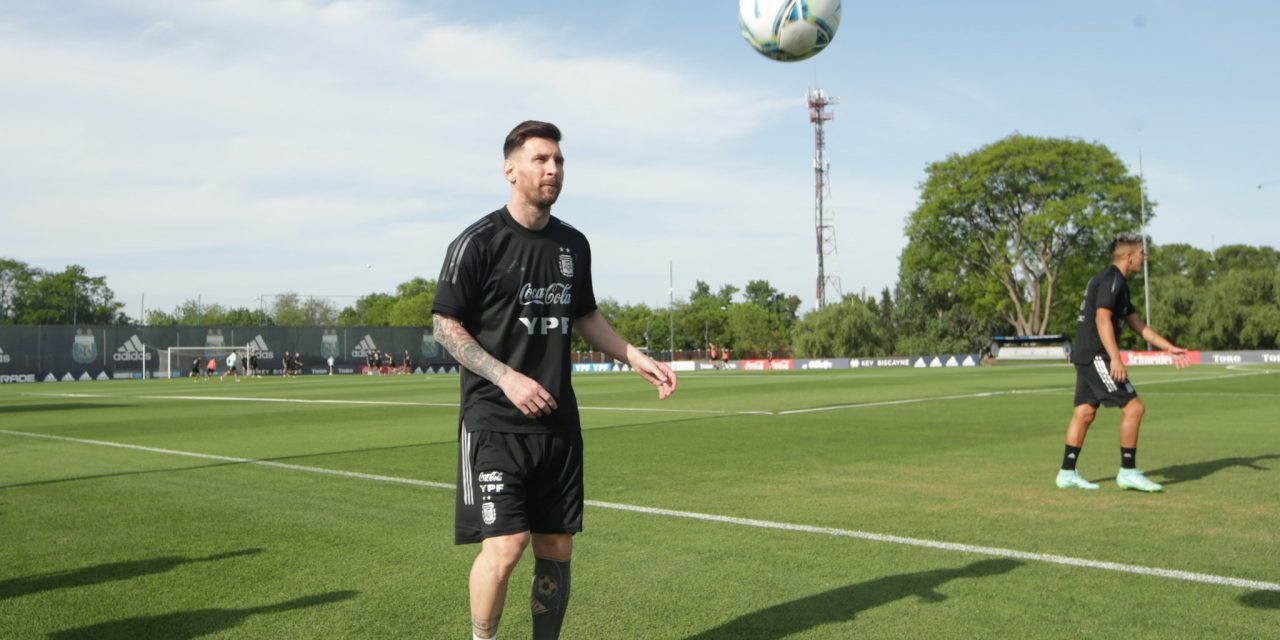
top-left (0, 346), bottom-right (10, 364)
top-left (351, 335), bottom-right (379, 358)
top-left (247, 334), bottom-right (275, 359)
top-left (113, 335), bottom-right (152, 361)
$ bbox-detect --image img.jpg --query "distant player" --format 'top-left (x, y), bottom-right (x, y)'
top-left (205, 357), bottom-right (217, 378)
top-left (292, 352), bottom-right (303, 376)
top-left (190, 357), bottom-right (201, 379)
top-left (282, 351), bottom-right (291, 377)
top-left (249, 351), bottom-right (259, 377)
top-left (402, 350), bottom-right (413, 374)
top-left (221, 351), bottom-right (240, 382)
top-left (1055, 232), bottom-right (1190, 492)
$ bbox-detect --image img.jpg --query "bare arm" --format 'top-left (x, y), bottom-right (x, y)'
top-left (1124, 314), bottom-right (1190, 368)
top-left (575, 310), bottom-right (677, 400)
top-left (433, 313), bottom-right (557, 417)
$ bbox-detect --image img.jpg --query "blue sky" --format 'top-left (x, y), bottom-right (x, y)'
top-left (2, 1), bottom-right (1276, 320)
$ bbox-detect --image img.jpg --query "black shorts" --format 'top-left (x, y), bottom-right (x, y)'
top-left (455, 429), bottom-right (584, 545)
top-left (1074, 357), bottom-right (1138, 408)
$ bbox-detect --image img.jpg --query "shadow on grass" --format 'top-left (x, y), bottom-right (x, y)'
top-left (684, 558), bottom-right (1023, 639)
top-left (0, 549), bottom-right (263, 601)
top-left (0, 462), bottom-right (247, 490)
top-left (47, 589), bottom-right (358, 640)
top-left (1240, 589), bottom-right (1280, 610)
top-left (1147, 454), bottom-right (1279, 486)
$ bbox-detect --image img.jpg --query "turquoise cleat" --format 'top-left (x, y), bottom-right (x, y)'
top-left (1116, 468), bottom-right (1164, 492)
top-left (1056, 469), bottom-right (1100, 490)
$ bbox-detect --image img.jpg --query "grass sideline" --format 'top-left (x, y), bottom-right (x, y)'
top-left (2, 365), bottom-right (1278, 638)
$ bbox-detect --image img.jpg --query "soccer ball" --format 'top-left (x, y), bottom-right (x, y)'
top-left (738, 0), bottom-right (842, 62)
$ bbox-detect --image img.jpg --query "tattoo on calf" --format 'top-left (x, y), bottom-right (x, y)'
top-left (471, 614), bottom-right (501, 639)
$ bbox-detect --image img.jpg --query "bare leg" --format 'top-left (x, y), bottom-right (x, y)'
top-left (1118, 397), bottom-right (1146, 448)
top-left (469, 532), bottom-right (530, 639)
top-left (1065, 403), bottom-right (1097, 448)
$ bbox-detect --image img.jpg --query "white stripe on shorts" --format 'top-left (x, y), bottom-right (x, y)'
top-left (1093, 356), bottom-right (1118, 393)
top-left (461, 428), bottom-right (474, 506)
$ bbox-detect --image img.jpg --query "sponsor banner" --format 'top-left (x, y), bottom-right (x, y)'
top-left (741, 359), bottom-right (769, 371)
top-left (670, 360), bottom-right (698, 372)
top-left (911, 355), bottom-right (980, 368)
top-left (1, 373), bottom-right (37, 384)
top-left (851, 357), bottom-right (913, 369)
top-left (572, 363), bottom-right (614, 373)
top-left (769, 359), bottom-right (795, 370)
top-left (1121, 350), bottom-right (1203, 366)
top-left (1198, 351), bottom-right (1280, 365)
top-left (797, 358), bottom-right (849, 370)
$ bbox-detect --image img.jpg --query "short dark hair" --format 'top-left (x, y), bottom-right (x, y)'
top-left (1109, 232), bottom-right (1144, 257)
top-left (503, 120), bottom-right (561, 158)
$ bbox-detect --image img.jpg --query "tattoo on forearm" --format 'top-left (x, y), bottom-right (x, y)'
top-left (433, 315), bottom-right (508, 385)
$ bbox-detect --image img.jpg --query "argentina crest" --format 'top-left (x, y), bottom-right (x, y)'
top-left (557, 248), bottom-right (573, 278)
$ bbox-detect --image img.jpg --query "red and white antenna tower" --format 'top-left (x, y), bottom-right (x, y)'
top-left (808, 87), bottom-right (840, 309)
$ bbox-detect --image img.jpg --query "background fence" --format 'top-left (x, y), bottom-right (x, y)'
top-left (0, 325), bottom-right (457, 380)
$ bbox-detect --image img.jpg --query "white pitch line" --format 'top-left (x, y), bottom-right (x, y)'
top-left (2, 428), bottom-right (1277, 594)
top-left (0, 429), bottom-right (453, 490)
top-left (26, 392), bottom-right (741, 416)
top-left (777, 391), bottom-right (1008, 415)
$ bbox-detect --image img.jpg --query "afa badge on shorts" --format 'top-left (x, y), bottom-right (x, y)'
top-left (481, 501), bottom-right (497, 525)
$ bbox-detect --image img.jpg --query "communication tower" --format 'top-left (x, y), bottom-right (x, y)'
top-left (808, 88), bottom-right (840, 309)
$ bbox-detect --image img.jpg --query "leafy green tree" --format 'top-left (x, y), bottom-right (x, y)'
top-left (145, 301), bottom-right (271, 326)
top-left (1191, 269), bottom-right (1278, 349)
top-left (9, 264), bottom-right (127, 325)
top-left (338, 292), bottom-right (396, 325)
top-left (900, 134), bottom-right (1146, 345)
top-left (271, 293), bottom-right (337, 326)
top-left (0, 258), bottom-right (33, 323)
top-left (387, 278), bottom-right (436, 326)
top-left (792, 295), bottom-right (891, 357)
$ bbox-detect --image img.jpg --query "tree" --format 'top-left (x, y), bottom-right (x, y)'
top-left (791, 295), bottom-right (891, 357)
top-left (0, 258), bottom-right (32, 323)
top-left (145, 301), bottom-right (271, 326)
top-left (900, 134), bottom-right (1146, 343)
top-left (271, 293), bottom-right (338, 326)
top-left (8, 263), bottom-right (128, 325)
top-left (387, 278), bottom-right (436, 327)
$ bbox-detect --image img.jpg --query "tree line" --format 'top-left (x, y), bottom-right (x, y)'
top-left (5, 135), bottom-right (1275, 355)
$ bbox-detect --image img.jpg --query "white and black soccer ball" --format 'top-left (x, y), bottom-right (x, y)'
top-left (738, 0), bottom-right (842, 62)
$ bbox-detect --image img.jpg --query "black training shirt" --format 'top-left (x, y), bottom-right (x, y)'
top-left (432, 207), bottom-right (597, 434)
top-left (1071, 265), bottom-right (1135, 365)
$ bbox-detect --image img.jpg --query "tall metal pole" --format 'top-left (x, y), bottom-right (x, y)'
top-left (1139, 149), bottom-right (1151, 348)
top-left (668, 261), bottom-right (675, 363)
top-left (808, 88), bottom-right (839, 309)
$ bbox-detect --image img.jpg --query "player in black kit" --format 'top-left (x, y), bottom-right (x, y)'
top-left (1056, 232), bottom-right (1189, 492)
top-left (432, 121), bottom-right (676, 640)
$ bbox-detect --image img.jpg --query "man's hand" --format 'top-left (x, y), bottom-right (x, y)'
top-left (498, 369), bottom-right (558, 418)
top-left (1110, 358), bottom-right (1129, 383)
top-left (630, 351), bottom-right (677, 400)
top-left (1168, 346), bottom-right (1190, 369)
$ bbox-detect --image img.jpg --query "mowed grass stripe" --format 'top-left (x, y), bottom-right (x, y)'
top-left (4, 427), bottom-right (1277, 594)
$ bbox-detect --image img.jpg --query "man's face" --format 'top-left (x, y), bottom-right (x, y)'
top-left (1122, 244), bottom-right (1147, 274)
top-left (505, 137), bottom-right (563, 209)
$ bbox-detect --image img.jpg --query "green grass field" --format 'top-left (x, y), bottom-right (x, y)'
top-left (2, 364), bottom-right (1278, 639)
